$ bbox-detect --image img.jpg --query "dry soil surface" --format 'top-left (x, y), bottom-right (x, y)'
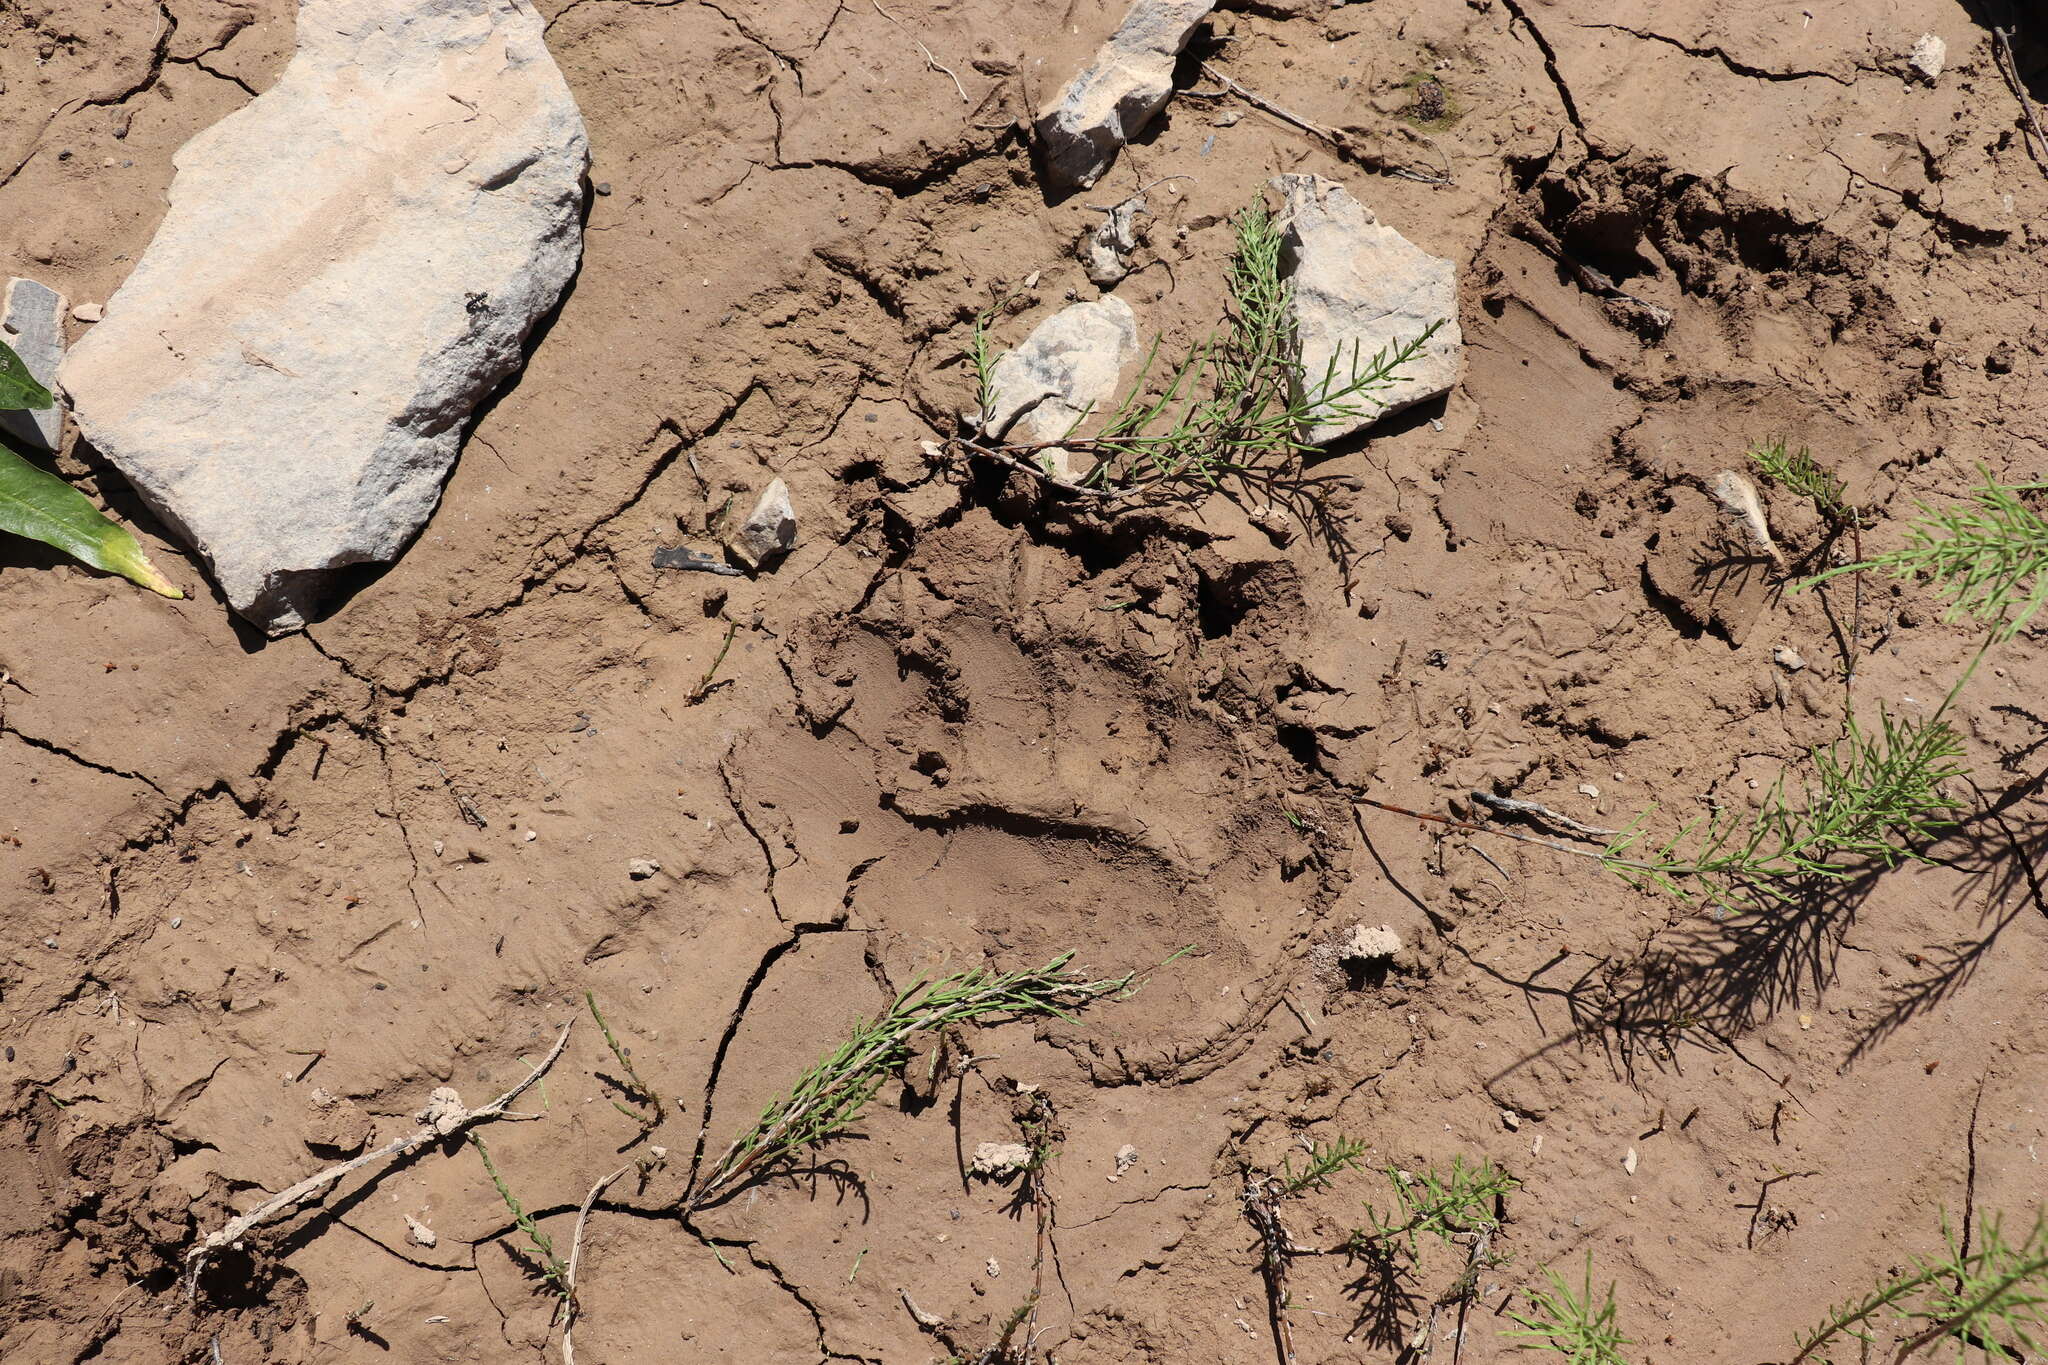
top-left (3, 0), bottom-right (2047, 1362)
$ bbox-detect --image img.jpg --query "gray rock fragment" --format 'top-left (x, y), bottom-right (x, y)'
top-left (59, 0), bottom-right (589, 635)
top-left (1036, 0), bottom-right (1216, 192)
top-left (978, 298), bottom-right (1138, 482)
top-left (1339, 923), bottom-right (1402, 962)
top-left (727, 478), bottom-right (796, 570)
top-left (1271, 174), bottom-right (1462, 445)
top-left (1080, 194), bottom-right (1145, 286)
top-left (1, 278), bottom-right (67, 450)
top-left (979, 298), bottom-right (1138, 442)
top-left (969, 1141), bottom-right (1035, 1179)
top-left (1908, 33), bottom-right (1946, 83)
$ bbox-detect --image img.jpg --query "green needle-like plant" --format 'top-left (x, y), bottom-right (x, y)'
top-left (586, 991), bottom-right (665, 1133)
top-left (1505, 1254), bottom-right (1632, 1363)
top-left (962, 203), bottom-right (1441, 505)
top-left (1358, 1156), bottom-right (1519, 1257)
top-left (1599, 707), bottom-right (1966, 917)
top-left (1791, 1210), bottom-right (2048, 1364)
top-left (1807, 471), bottom-right (2048, 639)
top-left (684, 952), bottom-right (1142, 1215)
top-left (468, 1133), bottom-right (572, 1306)
top-left (1278, 1135), bottom-right (1369, 1196)
top-left (1, 336), bottom-right (182, 597)
top-left (1751, 438), bottom-right (1856, 526)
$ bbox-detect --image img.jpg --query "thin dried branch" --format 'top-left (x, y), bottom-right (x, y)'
top-left (186, 1023), bottom-right (573, 1286)
top-left (562, 1163), bottom-right (633, 1365)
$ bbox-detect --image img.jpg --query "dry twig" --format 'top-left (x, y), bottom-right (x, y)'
top-left (186, 1024), bottom-right (573, 1289)
top-left (562, 1163), bottom-right (633, 1365)
top-left (1194, 62), bottom-right (1451, 185)
top-left (872, 0), bottom-right (970, 102)
top-left (1992, 28), bottom-right (2048, 175)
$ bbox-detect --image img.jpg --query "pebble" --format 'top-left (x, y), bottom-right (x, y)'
top-left (1907, 32), bottom-right (1945, 82)
top-left (71, 302), bottom-right (103, 323)
top-left (523, 829), bottom-right (537, 842)
top-left (1773, 645), bottom-right (1806, 673)
top-left (627, 858), bottom-right (661, 880)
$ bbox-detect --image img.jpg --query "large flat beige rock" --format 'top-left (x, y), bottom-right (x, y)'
top-left (60, 0), bottom-right (588, 635)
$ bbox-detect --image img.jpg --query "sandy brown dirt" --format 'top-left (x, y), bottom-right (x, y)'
top-left (4, 0), bottom-right (2048, 1361)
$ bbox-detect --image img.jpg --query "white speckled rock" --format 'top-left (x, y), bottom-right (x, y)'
top-left (1271, 173), bottom-right (1461, 445)
top-left (727, 478), bottom-right (796, 570)
top-left (1, 278), bottom-right (67, 450)
top-left (59, 0), bottom-right (588, 634)
top-left (1908, 32), bottom-right (1946, 83)
top-left (1036, 0), bottom-right (1215, 193)
top-left (979, 298), bottom-right (1139, 445)
top-left (1079, 193), bottom-right (1145, 286)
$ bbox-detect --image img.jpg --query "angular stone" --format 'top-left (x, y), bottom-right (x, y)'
top-left (727, 478), bottom-right (797, 570)
top-left (1080, 193), bottom-right (1145, 286)
top-left (59, 0), bottom-right (588, 635)
top-left (969, 1141), bottom-right (1034, 1179)
top-left (979, 297), bottom-right (1139, 448)
top-left (1271, 174), bottom-right (1461, 445)
top-left (1339, 923), bottom-right (1402, 962)
top-left (1, 278), bottom-right (67, 450)
top-left (1908, 32), bottom-right (1946, 83)
top-left (1036, 0), bottom-right (1215, 193)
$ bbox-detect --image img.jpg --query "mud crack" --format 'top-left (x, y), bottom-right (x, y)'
top-left (1574, 24), bottom-right (1857, 85)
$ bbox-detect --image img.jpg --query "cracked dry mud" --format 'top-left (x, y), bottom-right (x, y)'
top-left (4, 1), bottom-right (2047, 1362)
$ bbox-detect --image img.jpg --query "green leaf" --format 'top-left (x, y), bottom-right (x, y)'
top-left (0, 336), bottom-right (54, 411)
top-left (0, 447), bottom-right (183, 597)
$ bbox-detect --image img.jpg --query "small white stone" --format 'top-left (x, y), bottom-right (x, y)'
top-left (979, 297), bottom-right (1138, 444)
top-left (1270, 174), bottom-right (1461, 444)
top-left (1623, 1146), bottom-right (1638, 1176)
top-left (70, 302), bottom-right (103, 323)
top-left (523, 829), bottom-right (537, 842)
top-left (986, 1256), bottom-right (1001, 1278)
top-left (627, 858), bottom-right (662, 880)
top-left (969, 1141), bottom-right (1035, 1178)
top-left (404, 1213), bottom-right (438, 1247)
top-left (1773, 646), bottom-right (1806, 673)
top-left (1339, 923), bottom-right (1402, 961)
top-left (727, 478), bottom-right (797, 570)
top-left (1501, 1109), bottom-right (1521, 1131)
top-left (1108, 1142), bottom-right (1140, 1181)
top-left (1577, 782), bottom-right (1600, 799)
top-left (1908, 32), bottom-right (1945, 82)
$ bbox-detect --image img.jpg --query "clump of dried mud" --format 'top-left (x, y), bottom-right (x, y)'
top-left (3, 1), bottom-right (2046, 1362)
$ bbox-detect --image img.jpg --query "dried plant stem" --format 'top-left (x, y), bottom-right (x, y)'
top-left (1993, 27), bottom-right (2048, 174)
top-left (687, 622), bottom-right (739, 705)
top-left (562, 1163), bottom-right (633, 1365)
top-left (186, 1023), bottom-right (573, 1289)
top-left (1195, 63), bottom-right (1450, 185)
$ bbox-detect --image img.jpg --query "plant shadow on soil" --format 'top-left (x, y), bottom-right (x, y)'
top-left (1461, 755), bottom-right (2048, 1085)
